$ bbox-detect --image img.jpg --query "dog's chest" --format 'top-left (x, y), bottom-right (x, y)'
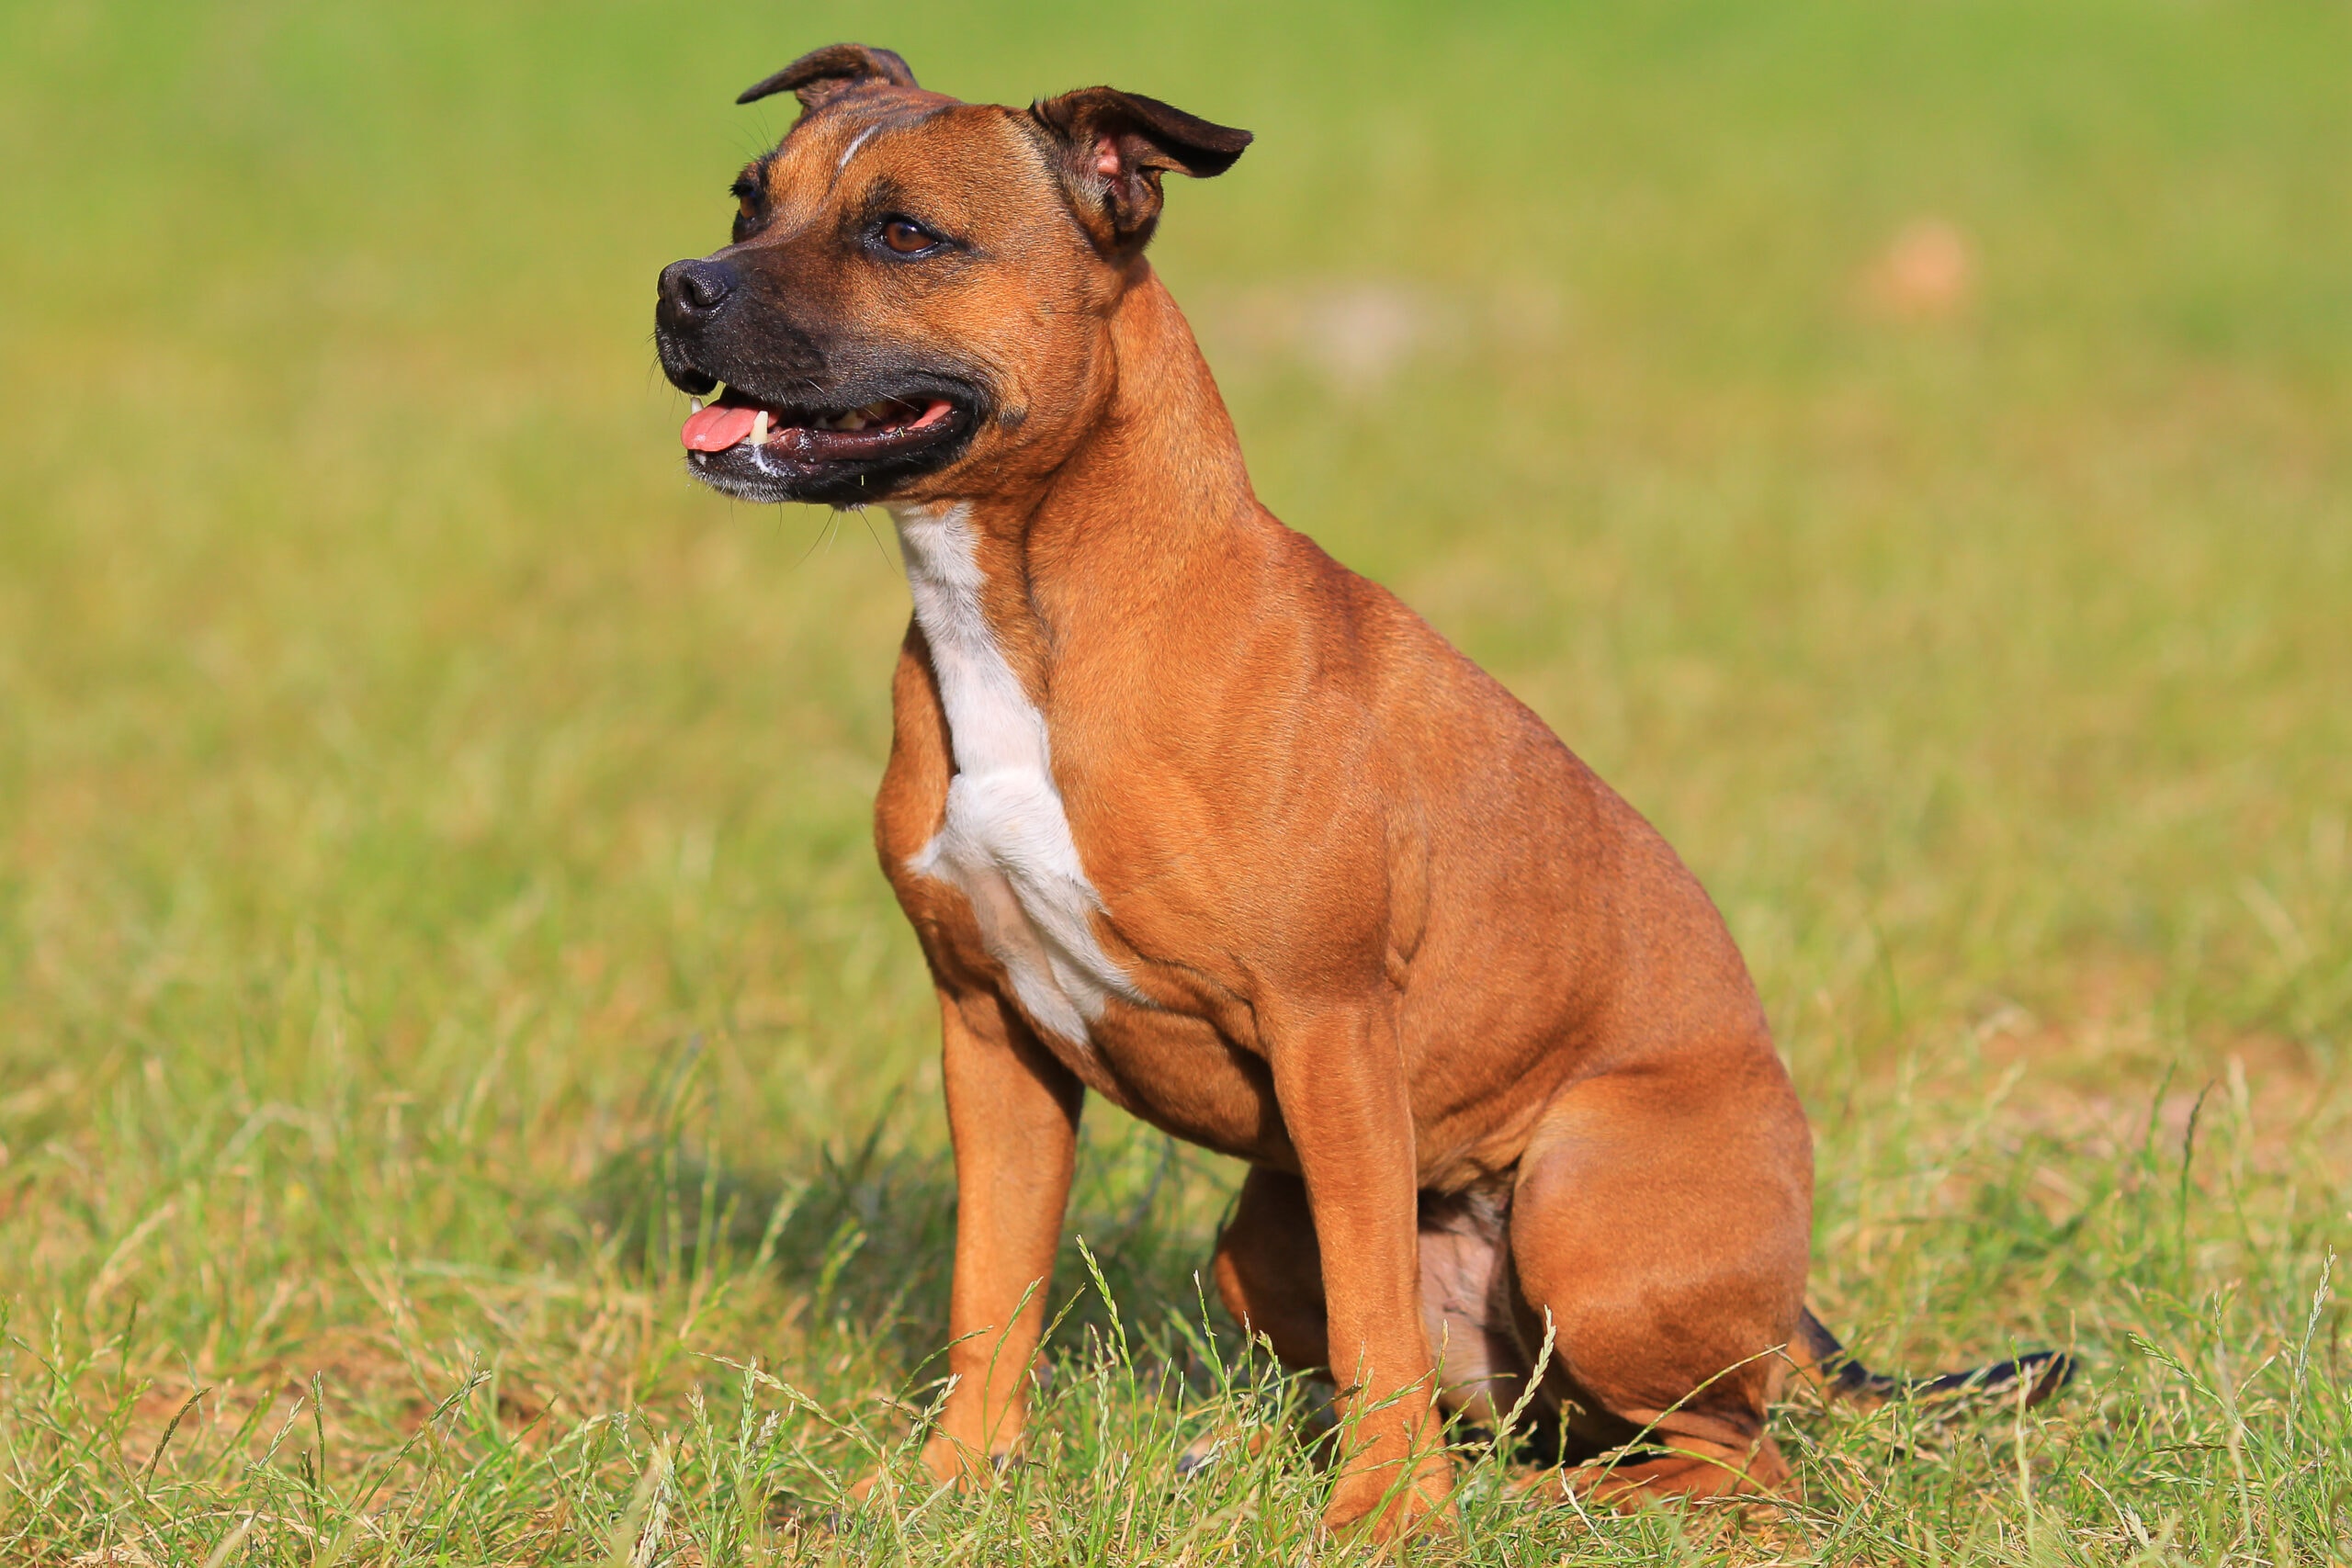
top-left (891, 504), bottom-right (1141, 1049)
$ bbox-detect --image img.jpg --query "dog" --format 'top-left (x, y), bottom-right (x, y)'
top-left (652, 43), bottom-right (2068, 1541)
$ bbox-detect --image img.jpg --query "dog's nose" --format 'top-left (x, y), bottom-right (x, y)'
top-left (658, 258), bottom-right (737, 324)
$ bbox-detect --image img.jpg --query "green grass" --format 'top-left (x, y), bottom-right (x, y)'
top-left (3, 0), bottom-right (2349, 1561)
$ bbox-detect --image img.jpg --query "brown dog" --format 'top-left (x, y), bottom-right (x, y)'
top-left (653, 44), bottom-right (2065, 1540)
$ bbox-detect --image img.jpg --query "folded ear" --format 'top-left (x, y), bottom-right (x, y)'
top-left (1030, 87), bottom-right (1251, 252)
top-left (738, 43), bottom-right (918, 110)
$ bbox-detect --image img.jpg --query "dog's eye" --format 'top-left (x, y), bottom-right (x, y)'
top-left (880, 219), bottom-right (938, 255)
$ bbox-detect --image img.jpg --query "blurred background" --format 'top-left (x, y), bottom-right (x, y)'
top-left (1, 0), bottom-right (2347, 1556)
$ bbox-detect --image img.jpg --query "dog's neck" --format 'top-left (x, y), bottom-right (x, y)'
top-left (890, 270), bottom-right (1262, 696)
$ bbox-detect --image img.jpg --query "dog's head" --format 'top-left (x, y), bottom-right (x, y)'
top-left (654, 44), bottom-right (1250, 507)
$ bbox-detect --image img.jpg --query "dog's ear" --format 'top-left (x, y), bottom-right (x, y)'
top-left (1030, 87), bottom-right (1251, 252)
top-left (738, 44), bottom-right (919, 111)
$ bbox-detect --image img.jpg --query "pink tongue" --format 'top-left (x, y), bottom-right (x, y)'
top-left (682, 403), bottom-right (760, 452)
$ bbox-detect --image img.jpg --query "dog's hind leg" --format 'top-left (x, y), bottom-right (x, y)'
top-left (1193, 1170), bottom-right (1532, 1478)
top-left (1506, 1047), bottom-right (1815, 1504)
top-left (1210, 1166), bottom-right (1331, 1370)
top-left (1177, 1167), bottom-right (1329, 1476)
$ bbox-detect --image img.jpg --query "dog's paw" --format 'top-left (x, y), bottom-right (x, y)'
top-left (1174, 1423), bottom-right (1273, 1477)
top-left (1321, 1450), bottom-right (1456, 1546)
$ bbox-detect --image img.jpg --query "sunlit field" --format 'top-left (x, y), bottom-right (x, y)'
top-left (3, 2), bottom-right (2348, 1562)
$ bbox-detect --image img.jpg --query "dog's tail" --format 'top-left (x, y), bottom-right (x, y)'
top-left (1793, 1308), bottom-right (2075, 1408)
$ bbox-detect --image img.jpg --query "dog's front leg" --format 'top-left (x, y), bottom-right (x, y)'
top-left (924, 987), bottom-right (1083, 1483)
top-left (1266, 999), bottom-right (1453, 1541)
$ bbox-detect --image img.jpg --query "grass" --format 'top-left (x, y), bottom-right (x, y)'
top-left (2, 0), bottom-right (2348, 1561)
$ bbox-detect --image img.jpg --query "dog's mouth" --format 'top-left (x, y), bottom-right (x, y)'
top-left (681, 389), bottom-right (957, 459)
top-left (675, 382), bottom-right (977, 505)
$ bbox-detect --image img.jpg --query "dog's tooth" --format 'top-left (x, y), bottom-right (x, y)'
top-left (840, 412), bottom-right (867, 431)
top-left (751, 410), bottom-right (769, 445)
top-left (690, 399), bottom-right (704, 413)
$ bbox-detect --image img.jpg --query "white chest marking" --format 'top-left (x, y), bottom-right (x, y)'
top-left (890, 502), bottom-right (1143, 1046)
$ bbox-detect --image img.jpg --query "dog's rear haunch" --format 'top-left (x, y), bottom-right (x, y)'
top-left (653, 42), bottom-right (2072, 1542)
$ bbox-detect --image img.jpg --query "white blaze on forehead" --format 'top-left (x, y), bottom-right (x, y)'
top-left (835, 123), bottom-right (880, 173)
top-left (889, 502), bottom-right (1143, 1048)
